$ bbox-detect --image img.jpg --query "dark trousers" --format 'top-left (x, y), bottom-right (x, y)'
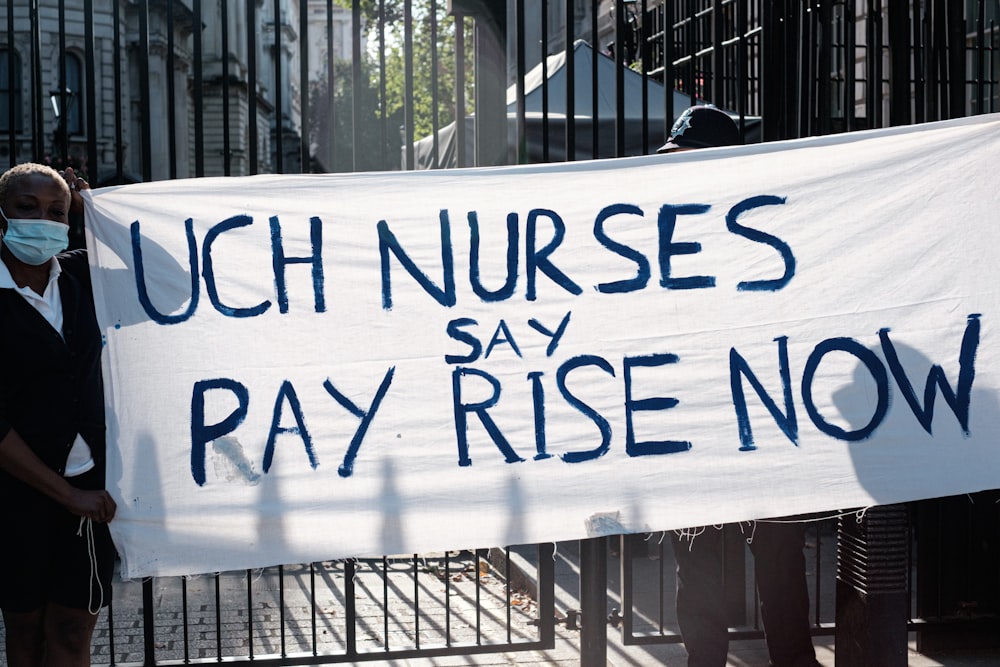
top-left (671, 521), bottom-right (818, 667)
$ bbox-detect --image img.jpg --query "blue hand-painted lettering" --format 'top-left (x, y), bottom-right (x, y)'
top-left (624, 353), bottom-right (691, 456)
top-left (189, 371), bottom-right (394, 484)
top-left (732, 315), bottom-right (979, 447)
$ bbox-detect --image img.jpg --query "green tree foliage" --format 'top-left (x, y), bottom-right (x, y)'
top-left (309, 58), bottom-right (400, 172)
top-left (375, 0), bottom-right (476, 140)
top-left (310, 0), bottom-right (475, 171)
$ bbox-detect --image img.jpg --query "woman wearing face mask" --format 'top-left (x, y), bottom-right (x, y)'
top-left (0, 163), bottom-right (117, 666)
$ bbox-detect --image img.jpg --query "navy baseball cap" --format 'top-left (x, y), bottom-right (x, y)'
top-left (656, 105), bottom-right (742, 153)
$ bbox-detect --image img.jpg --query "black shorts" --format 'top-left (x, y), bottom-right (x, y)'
top-left (0, 467), bottom-right (116, 613)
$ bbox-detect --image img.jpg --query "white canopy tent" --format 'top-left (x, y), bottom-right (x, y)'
top-left (409, 40), bottom-right (760, 168)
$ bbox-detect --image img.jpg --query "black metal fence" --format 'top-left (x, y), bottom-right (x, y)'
top-left (4, 1), bottom-right (997, 180)
top-left (35, 548), bottom-right (558, 665)
top-left (2, 0), bottom-right (1000, 664)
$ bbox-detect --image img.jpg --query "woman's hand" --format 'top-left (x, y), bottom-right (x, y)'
top-left (66, 487), bottom-right (117, 523)
top-left (60, 167), bottom-right (90, 217)
top-left (0, 431), bottom-right (116, 522)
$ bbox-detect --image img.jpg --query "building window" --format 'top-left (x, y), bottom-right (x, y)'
top-left (1, 49), bottom-right (22, 133)
top-left (62, 52), bottom-right (83, 136)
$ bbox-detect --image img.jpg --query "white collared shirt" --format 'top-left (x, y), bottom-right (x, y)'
top-left (0, 247), bottom-right (95, 476)
top-left (0, 248), bottom-right (64, 333)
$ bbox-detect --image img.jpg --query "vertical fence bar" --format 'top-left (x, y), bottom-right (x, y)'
top-left (247, 569), bottom-right (255, 659)
top-left (684, 0), bottom-right (695, 103)
top-left (515, 0), bottom-right (527, 163)
top-left (321, 0), bottom-right (332, 172)
top-left (541, 0), bottom-right (550, 161)
top-left (802, 1), bottom-right (816, 136)
top-left (272, 0), bottom-right (283, 173)
top-left (166, 0), bottom-right (178, 178)
top-left (845, 0), bottom-right (857, 130)
top-left (864, 0), bottom-right (875, 125)
top-left (619, 536), bottom-right (635, 638)
top-left (55, 0), bottom-right (66, 165)
top-left (564, 0), bottom-right (575, 160)
top-left (192, 0), bottom-right (204, 177)
top-left (182, 572), bottom-right (190, 660)
top-left (913, 0), bottom-right (925, 123)
top-left (83, 0), bottom-right (97, 178)
top-left (817, 0), bottom-right (833, 134)
top-left (615, 0), bottom-right (626, 157)
top-left (3, 0), bottom-right (12, 166)
top-left (309, 564), bottom-right (318, 653)
top-left (754, 0), bottom-right (764, 117)
top-left (111, 0), bottom-right (123, 180)
top-left (366, 0), bottom-right (380, 171)
top-left (136, 0), bottom-right (152, 180)
top-left (974, 0), bottom-right (985, 113)
top-left (736, 0), bottom-right (748, 134)
top-left (711, 0), bottom-right (723, 105)
top-left (279, 565), bottom-right (287, 656)
top-left (444, 553), bottom-right (453, 644)
top-left (658, 535), bottom-right (666, 632)
top-left (214, 574), bottom-right (223, 658)
top-left (640, 0), bottom-right (650, 153)
top-left (377, 0), bottom-right (387, 169)
top-left (4, 0), bottom-right (14, 168)
top-left (382, 556), bottom-right (391, 648)
top-left (946, 0), bottom-right (964, 118)
top-left (412, 555), bottom-right (421, 648)
top-left (993, 16), bottom-right (998, 113)
top-left (28, 0), bottom-right (38, 162)
top-left (475, 548), bottom-right (485, 641)
top-left (352, 0), bottom-right (363, 171)
top-left (222, 0), bottom-right (232, 175)
top-left (923, 0), bottom-right (937, 120)
top-left (29, 0), bottom-right (42, 161)
top-left (664, 0), bottom-right (675, 134)
top-left (142, 578), bottom-right (156, 666)
top-left (454, 12), bottom-right (466, 167)
top-left (992, 14), bottom-right (998, 113)
top-left (325, 0), bottom-right (335, 172)
top-left (403, 0), bottom-right (415, 169)
top-left (791, 0), bottom-right (804, 137)
top-left (106, 599), bottom-right (116, 664)
top-left (592, 0), bottom-right (600, 158)
top-left (299, 0), bottom-right (309, 172)
top-left (580, 537), bottom-right (608, 667)
top-left (504, 548), bottom-right (513, 642)
top-left (247, 0), bottom-right (258, 174)
top-left (930, 0), bottom-right (947, 119)
top-left (431, 0), bottom-right (441, 167)
top-left (761, 0), bottom-right (782, 140)
top-left (344, 559), bottom-right (358, 657)
top-left (536, 542), bottom-right (556, 647)
top-left (887, 0), bottom-right (911, 125)
top-left (874, 0), bottom-right (885, 128)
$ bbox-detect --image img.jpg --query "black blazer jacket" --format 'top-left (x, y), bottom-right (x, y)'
top-left (0, 250), bottom-right (106, 501)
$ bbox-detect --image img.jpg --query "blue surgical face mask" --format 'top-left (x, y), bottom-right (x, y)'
top-left (0, 209), bottom-right (69, 266)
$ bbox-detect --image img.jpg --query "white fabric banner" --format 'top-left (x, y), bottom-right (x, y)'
top-left (86, 114), bottom-right (1000, 579)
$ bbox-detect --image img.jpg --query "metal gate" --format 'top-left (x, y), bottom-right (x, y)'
top-left (8, 1), bottom-right (996, 182)
top-left (8, 547), bottom-right (557, 665)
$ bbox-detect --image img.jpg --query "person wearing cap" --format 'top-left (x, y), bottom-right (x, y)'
top-left (656, 104), bottom-right (742, 153)
top-left (660, 106), bottom-right (821, 667)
